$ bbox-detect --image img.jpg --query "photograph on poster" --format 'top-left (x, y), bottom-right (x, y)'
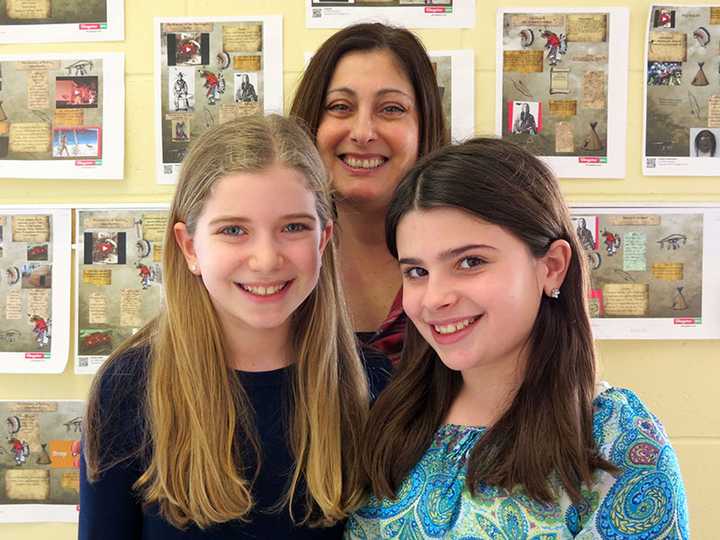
top-left (306, 0), bottom-right (474, 29)
top-left (0, 400), bottom-right (85, 523)
top-left (75, 207), bottom-right (169, 374)
top-left (497, 8), bottom-right (629, 178)
top-left (0, 53), bottom-right (123, 179)
top-left (0, 208), bottom-right (71, 374)
top-left (570, 205), bottom-right (720, 339)
top-left (155, 17), bottom-right (282, 183)
top-left (0, 0), bottom-right (123, 43)
top-left (643, 4), bottom-right (720, 175)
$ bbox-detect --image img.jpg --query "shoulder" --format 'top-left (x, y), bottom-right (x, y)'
top-left (358, 345), bottom-right (392, 402)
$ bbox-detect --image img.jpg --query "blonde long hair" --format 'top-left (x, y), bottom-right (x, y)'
top-left (84, 115), bottom-right (369, 529)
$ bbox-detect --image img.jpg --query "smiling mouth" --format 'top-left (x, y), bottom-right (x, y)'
top-left (339, 155), bottom-right (387, 170)
top-left (432, 316), bottom-right (480, 335)
top-left (238, 281), bottom-right (290, 296)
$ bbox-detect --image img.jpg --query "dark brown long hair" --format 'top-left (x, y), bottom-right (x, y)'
top-left (363, 137), bottom-right (618, 504)
top-left (290, 22), bottom-right (448, 157)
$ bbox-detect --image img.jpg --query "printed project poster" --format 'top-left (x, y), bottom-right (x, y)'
top-left (306, 0), bottom-right (475, 29)
top-left (0, 208), bottom-right (71, 374)
top-left (155, 16), bottom-right (283, 184)
top-left (497, 8), bottom-right (629, 178)
top-left (570, 204), bottom-right (720, 339)
top-left (0, 0), bottom-right (123, 43)
top-left (0, 53), bottom-right (124, 180)
top-left (0, 401), bottom-right (84, 523)
top-left (643, 5), bottom-right (720, 175)
top-left (75, 206), bottom-right (169, 374)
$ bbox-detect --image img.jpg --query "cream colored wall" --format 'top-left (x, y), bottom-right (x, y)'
top-left (0, 0), bottom-right (717, 538)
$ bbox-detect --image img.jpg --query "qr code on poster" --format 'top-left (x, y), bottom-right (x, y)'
top-left (164, 165), bottom-right (173, 174)
top-left (312, 8), bottom-right (322, 17)
top-left (79, 357), bottom-right (88, 367)
top-left (646, 158), bottom-right (656, 168)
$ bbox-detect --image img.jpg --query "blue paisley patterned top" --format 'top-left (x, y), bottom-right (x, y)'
top-left (346, 387), bottom-right (689, 539)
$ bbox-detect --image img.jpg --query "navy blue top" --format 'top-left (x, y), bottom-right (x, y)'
top-left (79, 345), bottom-right (391, 539)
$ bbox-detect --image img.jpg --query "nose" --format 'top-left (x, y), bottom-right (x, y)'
top-left (248, 235), bottom-right (284, 273)
top-left (421, 274), bottom-right (458, 313)
top-left (350, 108), bottom-right (377, 145)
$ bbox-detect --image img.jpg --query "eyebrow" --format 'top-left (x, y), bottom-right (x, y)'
top-left (398, 244), bottom-right (496, 265)
top-left (325, 87), bottom-right (414, 100)
top-left (208, 213), bottom-right (318, 226)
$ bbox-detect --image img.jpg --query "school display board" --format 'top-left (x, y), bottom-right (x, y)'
top-left (496, 8), bottom-right (629, 178)
top-left (75, 206), bottom-right (169, 374)
top-left (643, 4), bottom-right (720, 175)
top-left (0, 53), bottom-right (125, 180)
top-left (306, 0), bottom-right (475, 29)
top-left (0, 400), bottom-right (84, 523)
top-left (0, 0), bottom-right (123, 43)
top-left (0, 207), bottom-right (71, 374)
top-left (154, 16), bottom-right (283, 184)
top-left (570, 204), bottom-right (720, 339)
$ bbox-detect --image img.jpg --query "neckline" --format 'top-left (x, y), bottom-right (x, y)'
top-left (235, 364), bottom-right (292, 387)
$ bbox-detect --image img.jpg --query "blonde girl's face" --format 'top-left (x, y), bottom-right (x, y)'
top-left (174, 164), bottom-right (332, 336)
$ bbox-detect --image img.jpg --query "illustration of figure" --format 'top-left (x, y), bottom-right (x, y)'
top-left (174, 72), bottom-right (190, 111)
top-left (136, 262), bottom-right (152, 289)
top-left (601, 229), bottom-right (621, 256)
top-left (693, 130), bottom-right (717, 157)
top-left (575, 218), bottom-right (595, 251)
top-left (512, 103), bottom-right (537, 135)
top-left (541, 30), bottom-right (567, 66)
top-left (175, 121), bottom-right (188, 141)
top-left (236, 74), bottom-right (258, 103)
top-left (8, 438), bottom-right (30, 465)
top-left (200, 70), bottom-right (225, 105)
top-left (58, 133), bottom-right (70, 157)
top-left (30, 315), bottom-right (50, 347)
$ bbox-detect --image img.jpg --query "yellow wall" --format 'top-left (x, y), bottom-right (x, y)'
top-left (1, 0), bottom-right (718, 537)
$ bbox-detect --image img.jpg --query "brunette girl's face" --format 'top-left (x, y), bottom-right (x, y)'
top-left (397, 207), bottom-right (558, 375)
top-left (316, 49), bottom-right (420, 212)
top-left (174, 164), bottom-right (332, 336)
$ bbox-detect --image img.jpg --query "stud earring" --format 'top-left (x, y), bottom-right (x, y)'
top-left (549, 287), bottom-right (560, 299)
top-left (190, 263), bottom-right (198, 273)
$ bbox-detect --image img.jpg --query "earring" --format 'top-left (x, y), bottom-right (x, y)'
top-left (549, 287), bottom-right (560, 299)
top-left (190, 263), bottom-right (198, 273)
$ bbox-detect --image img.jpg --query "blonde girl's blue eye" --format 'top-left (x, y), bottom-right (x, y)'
top-left (403, 267), bottom-right (427, 279)
top-left (283, 223), bottom-right (309, 233)
top-left (459, 256), bottom-right (484, 269)
top-left (221, 225), bottom-right (245, 236)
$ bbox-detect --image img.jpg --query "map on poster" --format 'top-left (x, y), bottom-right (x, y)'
top-left (0, 53), bottom-right (124, 179)
top-left (306, 0), bottom-right (475, 29)
top-left (0, 400), bottom-right (84, 523)
top-left (497, 8), bottom-right (629, 178)
top-left (570, 205), bottom-right (720, 339)
top-left (0, 208), bottom-right (71, 373)
top-left (75, 206), bottom-right (168, 374)
top-left (155, 16), bottom-right (282, 184)
top-left (643, 5), bottom-right (720, 175)
top-left (0, 0), bottom-right (123, 43)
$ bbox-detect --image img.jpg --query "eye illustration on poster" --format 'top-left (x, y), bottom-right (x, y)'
top-left (644, 5), bottom-right (720, 175)
top-left (0, 208), bottom-right (71, 374)
top-left (0, 0), bottom-right (123, 43)
top-left (0, 53), bottom-right (124, 180)
top-left (75, 206), bottom-right (169, 374)
top-left (155, 16), bottom-right (283, 184)
top-left (305, 0), bottom-right (475, 29)
top-left (0, 400), bottom-right (85, 523)
top-left (570, 204), bottom-right (720, 339)
top-left (496, 8), bottom-right (629, 178)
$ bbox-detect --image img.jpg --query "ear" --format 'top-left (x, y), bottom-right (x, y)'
top-left (318, 220), bottom-right (334, 256)
top-left (173, 222), bottom-right (200, 274)
top-left (538, 239), bottom-right (571, 296)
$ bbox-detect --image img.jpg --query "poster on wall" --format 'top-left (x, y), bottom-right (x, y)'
top-left (75, 206), bottom-right (169, 374)
top-left (0, 207), bottom-right (71, 374)
top-left (303, 49), bottom-right (474, 141)
top-left (0, 400), bottom-right (84, 523)
top-left (570, 204), bottom-right (720, 339)
top-left (306, 0), bottom-right (475, 29)
top-left (496, 8), bottom-right (629, 178)
top-left (643, 5), bottom-right (720, 175)
top-left (0, 0), bottom-right (123, 43)
top-left (0, 53), bottom-right (124, 180)
top-left (155, 16), bottom-right (283, 184)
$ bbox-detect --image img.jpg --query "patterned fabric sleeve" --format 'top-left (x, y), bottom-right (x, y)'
top-left (571, 387), bottom-right (690, 539)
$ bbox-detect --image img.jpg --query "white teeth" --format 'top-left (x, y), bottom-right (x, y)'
top-left (433, 317), bottom-right (477, 335)
top-left (343, 156), bottom-right (385, 169)
top-left (240, 283), bottom-right (286, 296)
